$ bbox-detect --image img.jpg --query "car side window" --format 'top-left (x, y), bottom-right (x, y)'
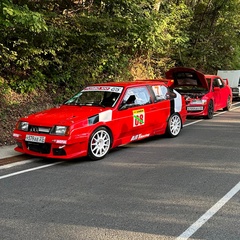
top-left (217, 78), bottom-right (224, 88)
top-left (120, 86), bottom-right (151, 109)
top-left (213, 78), bottom-right (224, 88)
top-left (151, 85), bottom-right (168, 101)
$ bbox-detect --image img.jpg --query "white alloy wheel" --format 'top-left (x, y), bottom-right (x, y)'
top-left (88, 127), bottom-right (111, 160)
top-left (166, 114), bottom-right (182, 137)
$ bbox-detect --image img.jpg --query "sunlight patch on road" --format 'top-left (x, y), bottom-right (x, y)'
top-left (0, 160), bottom-right (34, 170)
top-left (0, 162), bottom-right (62, 180)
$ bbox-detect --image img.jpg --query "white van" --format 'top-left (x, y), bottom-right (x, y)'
top-left (217, 70), bottom-right (240, 99)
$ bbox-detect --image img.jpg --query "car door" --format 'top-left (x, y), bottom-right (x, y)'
top-left (114, 86), bottom-right (156, 144)
top-left (217, 77), bottom-right (230, 108)
top-left (150, 84), bottom-right (174, 133)
top-left (212, 77), bottom-right (230, 110)
top-left (211, 77), bottom-right (222, 110)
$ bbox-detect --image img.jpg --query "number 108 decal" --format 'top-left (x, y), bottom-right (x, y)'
top-left (133, 109), bottom-right (145, 127)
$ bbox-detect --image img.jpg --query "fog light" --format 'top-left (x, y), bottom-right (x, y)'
top-left (53, 148), bottom-right (66, 156)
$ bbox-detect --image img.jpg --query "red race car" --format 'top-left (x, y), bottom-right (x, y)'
top-left (13, 81), bottom-right (187, 160)
top-left (166, 67), bottom-right (232, 119)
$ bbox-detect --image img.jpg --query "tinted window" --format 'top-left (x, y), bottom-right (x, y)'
top-left (213, 78), bottom-right (224, 88)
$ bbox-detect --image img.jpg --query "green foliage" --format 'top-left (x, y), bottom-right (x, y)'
top-left (1, 0), bottom-right (48, 31)
top-left (1, 0), bottom-right (240, 94)
top-left (181, 0), bottom-right (240, 73)
top-left (0, 0), bottom-right (49, 93)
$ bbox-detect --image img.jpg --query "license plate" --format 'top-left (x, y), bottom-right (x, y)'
top-left (187, 106), bottom-right (203, 111)
top-left (25, 135), bottom-right (46, 143)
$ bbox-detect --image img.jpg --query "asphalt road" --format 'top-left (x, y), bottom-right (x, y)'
top-left (1, 103), bottom-right (240, 240)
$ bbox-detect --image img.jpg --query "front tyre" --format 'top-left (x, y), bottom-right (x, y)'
top-left (88, 127), bottom-right (112, 160)
top-left (166, 113), bottom-right (182, 138)
top-left (206, 100), bottom-right (214, 119)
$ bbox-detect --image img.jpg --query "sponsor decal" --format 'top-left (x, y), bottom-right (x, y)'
top-left (53, 140), bottom-right (67, 144)
top-left (99, 110), bottom-right (113, 122)
top-left (88, 110), bottom-right (113, 125)
top-left (83, 86), bottom-right (123, 93)
top-left (152, 85), bottom-right (167, 100)
top-left (133, 109), bottom-right (145, 127)
top-left (131, 133), bottom-right (150, 141)
top-left (13, 133), bottom-right (21, 138)
top-left (173, 90), bottom-right (182, 112)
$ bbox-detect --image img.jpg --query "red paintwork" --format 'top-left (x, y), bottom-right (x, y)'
top-left (13, 81), bottom-right (187, 160)
top-left (166, 67), bottom-right (232, 118)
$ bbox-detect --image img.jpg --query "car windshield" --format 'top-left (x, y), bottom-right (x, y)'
top-left (64, 86), bottom-right (123, 107)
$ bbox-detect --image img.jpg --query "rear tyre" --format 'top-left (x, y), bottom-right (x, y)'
top-left (223, 96), bottom-right (232, 111)
top-left (206, 100), bottom-right (214, 119)
top-left (88, 127), bottom-right (112, 160)
top-left (166, 113), bottom-right (182, 138)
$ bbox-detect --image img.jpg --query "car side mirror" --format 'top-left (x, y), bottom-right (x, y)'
top-left (119, 101), bottom-right (127, 110)
top-left (166, 92), bottom-right (177, 100)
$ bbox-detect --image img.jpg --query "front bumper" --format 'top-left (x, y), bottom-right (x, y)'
top-left (13, 131), bottom-right (89, 160)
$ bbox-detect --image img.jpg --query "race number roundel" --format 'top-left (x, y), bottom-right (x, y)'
top-left (133, 109), bottom-right (145, 127)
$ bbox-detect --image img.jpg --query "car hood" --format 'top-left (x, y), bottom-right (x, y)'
top-left (165, 67), bottom-right (209, 90)
top-left (22, 105), bottom-right (112, 126)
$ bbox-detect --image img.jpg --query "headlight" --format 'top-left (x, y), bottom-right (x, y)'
top-left (17, 121), bottom-right (29, 131)
top-left (192, 99), bottom-right (207, 105)
top-left (51, 126), bottom-right (69, 136)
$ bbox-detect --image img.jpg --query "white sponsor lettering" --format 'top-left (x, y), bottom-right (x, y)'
top-left (54, 140), bottom-right (67, 144)
top-left (83, 86), bottom-right (123, 93)
top-left (131, 133), bottom-right (150, 141)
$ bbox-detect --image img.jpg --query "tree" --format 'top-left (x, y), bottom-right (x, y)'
top-left (1, 0), bottom-right (240, 94)
top-left (181, 0), bottom-right (240, 73)
top-left (0, 0), bottom-right (48, 92)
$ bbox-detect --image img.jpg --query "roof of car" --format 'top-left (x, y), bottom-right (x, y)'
top-left (93, 79), bottom-right (169, 87)
top-left (204, 75), bottom-right (218, 78)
